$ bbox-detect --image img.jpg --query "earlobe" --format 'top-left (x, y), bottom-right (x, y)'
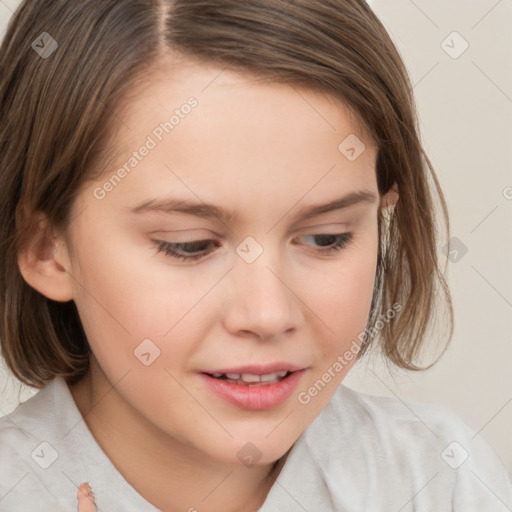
top-left (380, 182), bottom-right (399, 212)
top-left (17, 218), bottom-right (74, 302)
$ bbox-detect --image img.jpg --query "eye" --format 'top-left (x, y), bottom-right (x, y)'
top-left (297, 233), bottom-right (353, 254)
top-left (152, 232), bottom-right (353, 262)
top-left (152, 239), bottom-right (220, 262)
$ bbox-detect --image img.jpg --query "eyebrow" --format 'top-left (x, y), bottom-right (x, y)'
top-left (127, 190), bottom-right (377, 224)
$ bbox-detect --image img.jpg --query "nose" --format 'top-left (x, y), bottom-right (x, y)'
top-left (222, 249), bottom-right (303, 341)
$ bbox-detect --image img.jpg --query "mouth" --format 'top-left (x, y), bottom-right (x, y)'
top-left (202, 370), bottom-right (292, 386)
top-left (199, 364), bottom-right (307, 411)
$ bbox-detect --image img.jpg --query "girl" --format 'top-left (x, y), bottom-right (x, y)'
top-left (0, 1), bottom-right (511, 510)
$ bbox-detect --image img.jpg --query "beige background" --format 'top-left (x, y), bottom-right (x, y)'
top-left (1, 0), bottom-right (511, 477)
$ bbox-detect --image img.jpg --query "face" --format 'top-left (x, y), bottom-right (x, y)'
top-left (61, 57), bottom-right (386, 466)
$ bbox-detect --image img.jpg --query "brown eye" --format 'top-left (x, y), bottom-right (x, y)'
top-left (299, 233), bottom-right (353, 253)
top-left (153, 239), bottom-right (220, 261)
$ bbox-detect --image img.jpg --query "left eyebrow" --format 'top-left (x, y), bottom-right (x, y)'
top-left (126, 189), bottom-right (378, 224)
top-left (293, 190), bottom-right (377, 219)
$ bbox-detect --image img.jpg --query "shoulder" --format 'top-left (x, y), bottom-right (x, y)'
top-left (0, 377), bottom-right (60, 451)
top-left (301, 384), bottom-right (512, 510)
top-left (0, 380), bottom-right (51, 460)
top-left (330, 383), bottom-right (472, 439)
top-left (307, 383), bottom-right (474, 464)
top-left (0, 378), bottom-right (75, 510)
top-left (0, 377), bottom-right (161, 511)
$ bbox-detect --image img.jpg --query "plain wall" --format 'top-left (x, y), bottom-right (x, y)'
top-left (1, 0), bottom-right (511, 476)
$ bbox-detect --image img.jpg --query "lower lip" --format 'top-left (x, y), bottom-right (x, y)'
top-left (199, 370), bottom-right (305, 411)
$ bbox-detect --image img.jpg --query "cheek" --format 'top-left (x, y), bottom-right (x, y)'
top-left (293, 237), bottom-right (378, 422)
top-left (70, 223), bottom-right (193, 327)
top-left (68, 234), bottom-right (205, 377)
top-left (304, 231), bottom-right (378, 345)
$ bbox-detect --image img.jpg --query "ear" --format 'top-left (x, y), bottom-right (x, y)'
top-left (17, 213), bottom-right (74, 302)
top-left (379, 182), bottom-right (399, 213)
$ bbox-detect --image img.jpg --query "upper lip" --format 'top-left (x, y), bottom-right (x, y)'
top-left (201, 363), bottom-right (306, 375)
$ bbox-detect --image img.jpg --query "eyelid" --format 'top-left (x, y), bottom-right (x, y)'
top-left (149, 222), bottom-right (352, 245)
top-left (287, 223), bottom-right (352, 240)
top-left (148, 228), bottom-right (214, 236)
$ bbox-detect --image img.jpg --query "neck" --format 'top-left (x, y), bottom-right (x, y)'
top-left (68, 358), bottom-right (290, 512)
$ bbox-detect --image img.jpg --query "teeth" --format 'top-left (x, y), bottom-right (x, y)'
top-left (241, 373), bottom-right (261, 382)
top-left (260, 370), bottom-right (288, 382)
top-left (210, 370), bottom-right (289, 383)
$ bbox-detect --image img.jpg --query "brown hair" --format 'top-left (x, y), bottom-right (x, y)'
top-left (0, 0), bottom-right (453, 388)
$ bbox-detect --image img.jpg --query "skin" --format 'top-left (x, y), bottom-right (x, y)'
top-left (77, 484), bottom-right (96, 512)
top-left (20, 57), bottom-right (397, 512)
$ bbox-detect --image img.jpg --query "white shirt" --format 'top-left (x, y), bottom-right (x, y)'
top-left (1, 376), bottom-right (511, 511)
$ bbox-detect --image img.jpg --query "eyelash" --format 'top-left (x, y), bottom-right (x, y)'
top-left (152, 233), bottom-right (353, 262)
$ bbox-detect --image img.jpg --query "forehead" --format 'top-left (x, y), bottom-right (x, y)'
top-left (106, 56), bottom-right (375, 156)
top-left (81, 57), bottom-right (378, 221)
